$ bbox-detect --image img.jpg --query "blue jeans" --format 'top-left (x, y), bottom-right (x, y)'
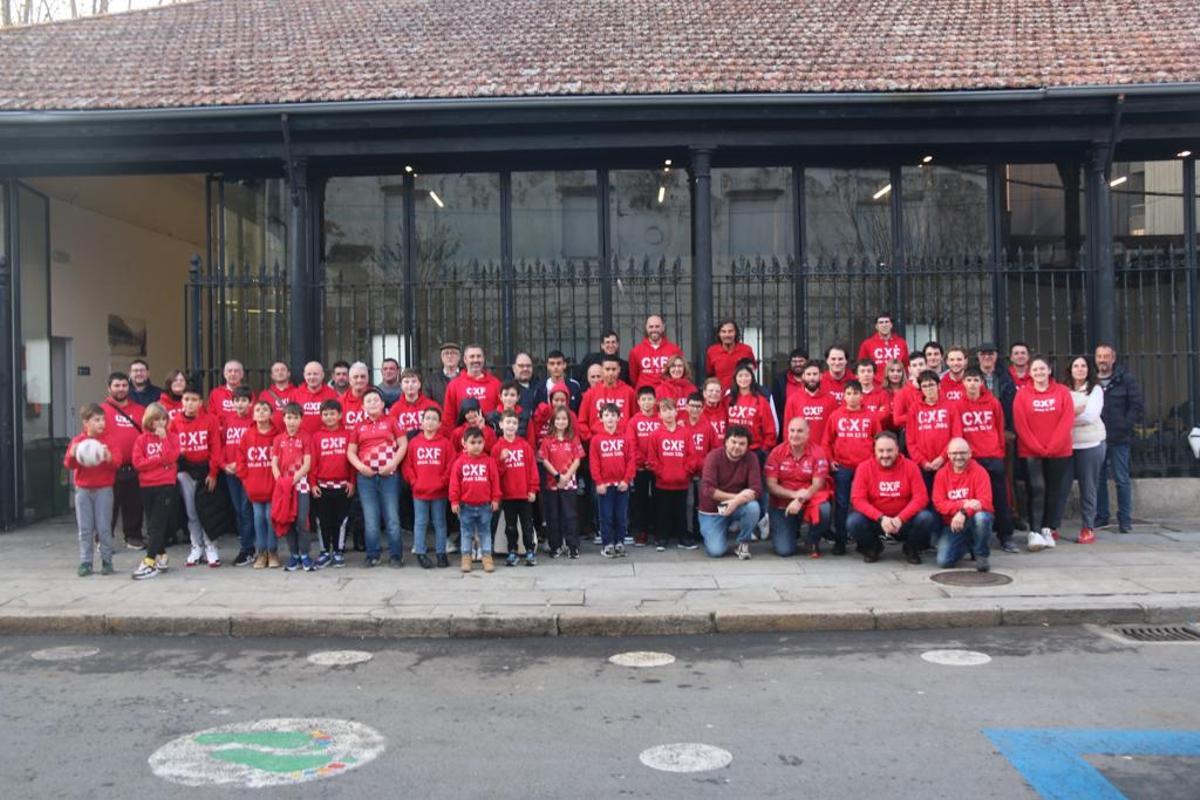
top-left (847, 509), bottom-right (937, 558)
top-left (597, 487), bottom-right (630, 547)
top-left (459, 504), bottom-right (493, 554)
top-left (358, 473), bottom-right (402, 559)
top-left (699, 500), bottom-right (762, 558)
top-left (936, 512), bottom-right (993, 567)
top-left (832, 465), bottom-right (857, 540)
top-left (224, 473), bottom-right (255, 552)
top-left (251, 501), bottom-right (276, 552)
top-left (768, 501), bottom-right (833, 556)
top-left (413, 498), bottom-right (449, 555)
top-left (1096, 442), bottom-right (1132, 528)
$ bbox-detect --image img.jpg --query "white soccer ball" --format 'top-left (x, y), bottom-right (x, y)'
top-left (74, 438), bottom-right (107, 468)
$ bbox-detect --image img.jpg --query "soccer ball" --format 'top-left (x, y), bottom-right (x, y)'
top-left (74, 438), bottom-right (107, 468)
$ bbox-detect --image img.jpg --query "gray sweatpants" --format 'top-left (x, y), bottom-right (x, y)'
top-left (76, 487), bottom-right (114, 563)
top-left (176, 472), bottom-right (214, 550)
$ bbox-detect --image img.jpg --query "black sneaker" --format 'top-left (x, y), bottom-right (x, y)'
top-left (1000, 540), bottom-right (1020, 554)
top-left (232, 549), bottom-right (254, 567)
top-left (863, 544), bottom-right (882, 563)
top-left (904, 545), bottom-right (922, 565)
top-left (655, 541), bottom-right (667, 552)
top-left (416, 554), bottom-right (433, 569)
top-left (976, 556), bottom-right (991, 572)
top-left (832, 541), bottom-right (847, 556)
top-left (388, 555), bottom-right (404, 568)
top-left (436, 553), bottom-right (449, 568)
top-left (568, 546), bottom-right (580, 559)
top-left (365, 555), bottom-right (381, 568)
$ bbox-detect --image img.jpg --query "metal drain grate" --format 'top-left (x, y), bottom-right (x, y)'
top-left (1111, 624), bottom-right (1200, 643)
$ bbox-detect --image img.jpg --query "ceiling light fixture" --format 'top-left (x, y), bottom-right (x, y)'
top-left (657, 186), bottom-right (666, 204)
top-left (429, 190), bottom-right (444, 208)
top-left (1109, 176), bottom-right (1128, 188)
top-left (405, 165), bottom-right (414, 173)
top-left (922, 155), bottom-right (934, 164)
top-left (1179, 150), bottom-right (1193, 158)
top-left (873, 184), bottom-right (892, 200)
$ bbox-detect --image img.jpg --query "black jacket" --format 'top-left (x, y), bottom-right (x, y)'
top-left (575, 353), bottom-right (630, 386)
top-left (1099, 365), bottom-right (1145, 446)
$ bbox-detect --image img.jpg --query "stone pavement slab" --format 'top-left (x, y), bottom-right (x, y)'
top-left (0, 516), bottom-right (1197, 638)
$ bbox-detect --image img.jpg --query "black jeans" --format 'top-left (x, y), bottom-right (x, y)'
top-left (313, 486), bottom-right (351, 554)
top-left (140, 484), bottom-right (175, 558)
top-left (1024, 456), bottom-right (1071, 532)
top-left (112, 466), bottom-right (143, 543)
top-left (653, 488), bottom-right (688, 546)
top-left (501, 499), bottom-right (536, 554)
top-left (543, 489), bottom-right (579, 551)
top-left (631, 469), bottom-right (655, 539)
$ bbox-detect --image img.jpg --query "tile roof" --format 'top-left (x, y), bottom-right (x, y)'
top-left (0, 0), bottom-right (1198, 112)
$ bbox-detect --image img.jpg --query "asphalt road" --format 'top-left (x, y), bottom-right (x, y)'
top-left (0, 627), bottom-right (1197, 799)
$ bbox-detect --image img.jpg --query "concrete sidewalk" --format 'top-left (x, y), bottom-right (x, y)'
top-left (1, 516), bottom-right (1198, 638)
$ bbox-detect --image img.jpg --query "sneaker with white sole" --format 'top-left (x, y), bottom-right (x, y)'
top-left (1027, 531), bottom-right (1046, 552)
top-left (204, 543), bottom-right (221, 567)
top-left (601, 544), bottom-right (616, 559)
top-left (593, 534), bottom-right (603, 546)
top-left (736, 542), bottom-right (752, 560)
top-left (615, 543), bottom-right (627, 557)
top-left (1042, 528), bottom-right (1057, 549)
top-left (185, 545), bottom-right (204, 566)
top-left (155, 553), bottom-right (170, 572)
top-left (132, 558), bottom-right (159, 580)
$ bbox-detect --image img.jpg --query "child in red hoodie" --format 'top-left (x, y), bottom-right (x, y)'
top-left (823, 381), bottom-right (882, 545)
top-left (311, 398), bottom-right (353, 569)
top-left (450, 427), bottom-right (501, 573)
top-left (220, 384), bottom-right (259, 567)
top-left (170, 385), bottom-right (221, 568)
top-left (590, 404), bottom-right (637, 557)
top-left (238, 400), bottom-right (279, 568)
top-left (492, 410), bottom-right (539, 567)
top-left (630, 386), bottom-right (663, 546)
top-left (272, 402), bottom-right (314, 571)
top-left (538, 406), bottom-right (584, 559)
top-left (65, 403), bottom-right (122, 577)
top-left (131, 402), bottom-right (179, 579)
top-left (404, 407), bottom-right (454, 569)
top-left (649, 399), bottom-right (696, 551)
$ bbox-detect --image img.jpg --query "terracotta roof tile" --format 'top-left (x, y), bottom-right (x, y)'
top-left (0, 0), bottom-right (1197, 111)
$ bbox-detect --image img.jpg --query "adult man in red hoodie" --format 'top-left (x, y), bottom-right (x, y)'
top-left (629, 314), bottom-right (684, 389)
top-left (294, 361), bottom-right (339, 435)
top-left (940, 346), bottom-right (969, 403)
top-left (857, 312), bottom-right (909, 376)
top-left (932, 437), bottom-right (994, 572)
top-left (847, 431), bottom-right (938, 564)
top-left (578, 356), bottom-right (637, 439)
top-left (783, 363), bottom-right (836, 445)
top-left (705, 319), bottom-right (756, 390)
top-left (956, 367), bottom-right (1016, 552)
top-left (443, 344), bottom-right (502, 420)
top-left (207, 360), bottom-right (246, 427)
top-left (101, 371), bottom-right (146, 549)
top-left (819, 345), bottom-right (852, 405)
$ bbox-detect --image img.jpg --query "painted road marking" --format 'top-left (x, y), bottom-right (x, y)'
top-left (149, 718), bottom-right (385, 788)
top-left (307, 650), bottom-right (374, 667)
top-left (30, 645), bottom-right (100, 661)
top-left (985, 728), bottom-right (1200, 800)
top-left (639, 743), bottom-right (732, 773)
top-left (921, 649), bottom-right (992, 666)
top-left (609, 651), bottom-right (676, 668)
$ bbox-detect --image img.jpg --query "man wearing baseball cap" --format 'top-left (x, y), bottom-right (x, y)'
top-left (426, 342), bottom-right (462, 406)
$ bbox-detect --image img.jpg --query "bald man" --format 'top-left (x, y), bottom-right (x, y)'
top-left (294, 360), bottom-right (339, 434)
top-left (207, 359), bottom-right (246, 426)
top-left (628, 315), bottom-right (684, 389)
top-left (932, 437), bottom-right (995, 572)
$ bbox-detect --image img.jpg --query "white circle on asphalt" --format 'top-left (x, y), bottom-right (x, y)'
top-left (920, 649), bottom-right (992, 666)
top-left (307, 650), bottom-right (373, 667)
top-left (639, 743), bottom-right (732, 773)
top-left (148, 718), bottom-right (385, 788)
top-left (609, 651), bottom-right (676, 668)
top-left (30, 645), bottom-right (100, 661)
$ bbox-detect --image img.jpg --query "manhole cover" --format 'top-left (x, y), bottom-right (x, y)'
top-left (930, 570), bottom-right (1012, 587)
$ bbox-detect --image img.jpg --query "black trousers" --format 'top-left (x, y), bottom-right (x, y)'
top-left (313, 486), bottom-right (351, 554)
top-left (631, 469), bottom-right (655, 538)
top-left (140, 484), bottom-right (175, 558)
top-left (112, 466), bottom-right (143, 542)
top-left (543, 489), bottom-right (579, 551)
top-left (1025, 456), bottom-right (1071, 532)
top-left (654, 488), bottom-right (688, 546)
top-left (501, 499), bottom-right (536, 554)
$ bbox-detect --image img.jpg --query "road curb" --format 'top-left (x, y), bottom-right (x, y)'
top-left (1, 602), bottom-right (1198, 639)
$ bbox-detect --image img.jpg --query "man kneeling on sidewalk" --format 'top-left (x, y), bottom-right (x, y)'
top-left (933, 437), bottom-right (995, 572)
top-left (847, 431), bottom-right (937, 564)
top-left (698, 425), bottom-right (761, 560)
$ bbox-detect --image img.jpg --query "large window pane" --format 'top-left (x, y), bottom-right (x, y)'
top-left (1110, 160), bottom-right (1184, 256)
top-left (1001, 164), bottom-right (1085, 267)
top-left (609, 168), bottom-right (692, 355)
top-left (805, 167), bottom-right (892, 263)
top-left (901, 164), bottom-right (988, 260)
top-left (17, 186), bottom-right (53, 521)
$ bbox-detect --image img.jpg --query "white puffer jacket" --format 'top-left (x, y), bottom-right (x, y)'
top-left (1069, 385), bottom-right (1106, 449)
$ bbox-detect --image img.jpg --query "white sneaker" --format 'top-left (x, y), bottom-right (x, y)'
top-left (155, 553), bottom-right (170, 572)
top-left (1026, 531), bottom-right (1046, 552)
top-left (1042, 528), bottom-right (1057, 549)
top-left (736, 542), bottom-right (752, 560)
top-left (757, 516), bottom-right (771, 541)
top-left (185, 545), bottom-right (204, 566)
top-left (205, 543), bottom-right (221, 567)
top-left (132, 558), bottom-right (158, 580)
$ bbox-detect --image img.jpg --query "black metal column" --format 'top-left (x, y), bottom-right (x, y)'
top-left (793, 165), bottom-right (807, 347)
top-left (287, 157), bottom-right (312, 376)
top-left (889, 165), bottom-right (906, 326)
top-left (187, 254), bottom-right (203, 385)
top-left (987, 164), bottom-right (1007, 346)
top-left (1086, 148), bottom-right (1116, 348)
top-left (1184, 158), bottom-right (1198, 436)
top-left (0, 182), bottom-right (14, 528)
top-left (690, 148), bottom-right (714, 379)
top-left (403, 172), bottom-right (418, 369)
top-left (499, 170), bottom-right (514, 364)
top-left (308, 174), bottom-right (326, 365)
top-left (597, 168), bottom-right (613, 333)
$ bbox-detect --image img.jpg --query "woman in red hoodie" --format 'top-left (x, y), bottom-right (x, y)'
top-left (725, 361), bottom-right (777, 462)
top-left (1012, 355), bottom-right (1075, 552)
top-left (131, 402), bottom-right (180, 579)
top-left (657, 355), bottom-right (698, 412)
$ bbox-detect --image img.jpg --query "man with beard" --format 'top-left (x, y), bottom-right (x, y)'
top-left (783, 363), bottom-right (836, 446)
top-left (330, 361), bottom-right (352, 397)
top-left (443, 344), bottom-right (503, 419)
top-left (128, 359), bottom-right (161, 407)
top-left (628, 315), bottom-right (684, 389)
top-left (577, 330), bottom-right (630, 386)
top-left (818, 345), bottom-right (852, 405)
top-left (102, 371), bottom-right (147, 549)
top-left (376, 357), bottom-right (403, 409)
top-left (771, 348), bottom-right (809, 433)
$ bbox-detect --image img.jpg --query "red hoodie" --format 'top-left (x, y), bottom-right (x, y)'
top-left (823, 406), bottom-right (880, 468)
top-left (258, 384), bottom-right (294, 415)
top-left (132, 431), bottom-right (179, 488)
top-left (220, 413), bottom-right (254, 469)
top-left (538, 434), bottom-right (585, 490)
top-left (237, 425), bottom-right (277, 502)
top-left (859, 386), bottom-right (893, 429)
top-left (403, 434), bottom-right (454, 500)
top-left (443, 371), bottom-right (503, 420)
top-left (656, 377), bottom-right (697, 411)
top-left (686, 417), bottom-right (713, 463)
top-left (629, 410), bottom-right (663, 468)
top-left (890, 382), bottom-right (921, 429)
top-left (170, 412), bottom-right (220, 479)
top-left (705, 342), bottom-right (756, 389)
top-left (629, 337), bottom-right (684, 388)
top-left (312, 425), bottom-right (353, 485)
top-left (820, 371), bottom-right (853, 405)
top-left (858, 333), bottom-right (909, 376)
top-left (726, 392), bottom-right (777, 451)
top-left (293, 383), bottom-right (339, 435)
top-left (700, 401), bottom-right (728, 444)
top-left (449, 452), bottom-right (501, 506)
top-left (1009, 365), bottom-right (1033, 390)
top-left (527, 403), bottom-right (581, 450)
top-left (932, 460), bottom-right (994, 524)
top-left (64, 431), bottom-right (124, 488)
top-left (648, 423), bottom-right (696, 490)
top-left (1013, 380), bottom-right (1074, 458)
top-left (389, 393), bottom-right (441, 434)
top-left (851, 456), bottom-right (929, 522)
top-left (764, 441), bottom-right (832, 520)
top-left (940, 373), bottom-right (967, 404)
top-left (589, 428), bottom-right (637, 485)
top-left (783, 388), bottom-right (837, 446)
top-left (578, 381), bottom-right (637, 437)
top-left (340, 390), bottom-right (369, 431)
top-left (956, 391), bottom-right (1005, 460)
top-left (492, 436), bottom-right (539, 499)
top-left (206, 385), bottom-right (240, 427)
top-left (451, 422), bottom-right (497, 454)
top-left (159, 393), bottom-right (183, 422)
top-left (273, 431), bottom-right (313, 491)
top-left (904, 397), bottom-right (961, 467)
top-left (99, 398), bottom-right (145, 463)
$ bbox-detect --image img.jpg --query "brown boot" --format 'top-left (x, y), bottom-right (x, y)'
top-left (461, 554), bottom-right (472, 573)
top-left (482, 554), bottom-right (495, 573)
top-left (267, 552), bottom-right (281, 569)
top-left (252, 552), bottom-right (267, 570)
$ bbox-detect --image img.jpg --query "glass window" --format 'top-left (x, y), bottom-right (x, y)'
top-left (1001, 164), bottom-right (1086, 267)
top-left (17, 185), bottom-right (52, 521)
top-left (805, 168), bottom-right (892, 263)
top-left (512, 170), bottom-right (598, 262)
top-left (901, 164), bottom-right (988, 260)
top-left (324, 175), bottom-right (406, 283)
top-left (1109, 160), bottom-right (1184, 257)
top-left (221, 179), bottom-right (287, 274)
